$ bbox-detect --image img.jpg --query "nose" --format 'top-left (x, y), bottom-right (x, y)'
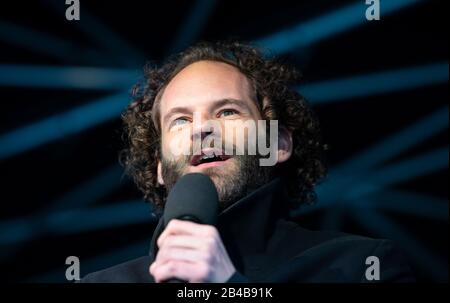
top-left (192, 127), bottom-right (213, 142)
top-left (191, 111), bottom-right (222, 143)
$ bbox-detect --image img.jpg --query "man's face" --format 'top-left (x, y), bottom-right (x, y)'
top-left (157, 60), bottom-right (273, 208)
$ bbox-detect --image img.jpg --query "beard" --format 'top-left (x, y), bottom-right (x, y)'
top-left (160, 153), bottom-right (273, 210)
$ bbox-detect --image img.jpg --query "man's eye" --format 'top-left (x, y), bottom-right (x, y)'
top-left (171, 117), bottom-right (190, 127)
top-left (219, 109), bottom-right (238, 117)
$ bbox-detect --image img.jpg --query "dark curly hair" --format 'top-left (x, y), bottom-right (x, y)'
top-left (120, 40), bottom-right (327, 210)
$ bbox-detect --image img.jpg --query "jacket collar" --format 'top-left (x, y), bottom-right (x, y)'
top-left (218, 177), bottom-right (288, 255)
top-left (149, 177), bottom-right (289, 262)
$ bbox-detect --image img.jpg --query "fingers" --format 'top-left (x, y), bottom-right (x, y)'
top-left (150, 219), bottom-right (232, 283)
top-left (150, 260), bottom-right (210, 283)
top-left (159, 234), bottom-right (208, 250)
top-left (155, 246), bottom-right (208, 265)
top-left (157, 219), bottom-right (218, 248)
top-left (152, 234), bottom-right (216, 277)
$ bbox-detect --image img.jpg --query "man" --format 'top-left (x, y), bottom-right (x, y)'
top-left (81, 41), bottom-right (414, 283)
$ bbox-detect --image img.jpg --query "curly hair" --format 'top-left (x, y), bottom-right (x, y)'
top-left (120, 40), bottom-right (327, 210)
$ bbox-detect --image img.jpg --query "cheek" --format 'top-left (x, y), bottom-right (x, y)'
top-left (223, 119), bottom-right (258, 153)
top-left (161, 128), bottom-right (193, 159)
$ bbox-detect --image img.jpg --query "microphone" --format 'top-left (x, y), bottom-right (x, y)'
top-left (161, 173), bottom-right (219, 283)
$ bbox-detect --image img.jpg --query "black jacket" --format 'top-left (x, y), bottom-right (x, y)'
top-left (81, 178), bottom-right (414, 283)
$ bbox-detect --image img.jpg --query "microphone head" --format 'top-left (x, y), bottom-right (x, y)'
top-left (163, 173), bottom-right (219, 227)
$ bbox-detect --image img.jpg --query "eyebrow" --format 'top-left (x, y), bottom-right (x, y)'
top-left (214, 98), bottom-right (251, 111)
top-left (162, 98), bottom-right (251, 126)
top-left (163, 106), bottom-right (192, 125)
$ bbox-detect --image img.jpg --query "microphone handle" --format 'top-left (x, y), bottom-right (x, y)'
top-left (166, 278), bottom-right (186, 283)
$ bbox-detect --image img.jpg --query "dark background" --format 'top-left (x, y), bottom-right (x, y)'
top-left (0, 0), bottom-right (447, 282)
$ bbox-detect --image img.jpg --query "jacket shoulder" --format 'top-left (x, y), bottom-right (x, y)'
top-left (79, 256), bottom-right (152, 283)
top-left (272, 222), bottom-right (415, 282)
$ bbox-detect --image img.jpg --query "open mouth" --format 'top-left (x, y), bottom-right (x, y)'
top-left (190, 149), bottom-right (232, 167)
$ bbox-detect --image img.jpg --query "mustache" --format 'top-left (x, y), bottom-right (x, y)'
top-left (160, 149), bottom-right (274, 210)
top-left (189, 138), bottom-right (238, 162)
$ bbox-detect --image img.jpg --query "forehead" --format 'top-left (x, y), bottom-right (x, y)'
top-left (159, 60), bottom-right (255, 116)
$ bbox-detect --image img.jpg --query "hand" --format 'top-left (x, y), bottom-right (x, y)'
top-left (149, 219), bottom-right (236, 283)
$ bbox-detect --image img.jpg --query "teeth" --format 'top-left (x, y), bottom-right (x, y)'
top-left (202, 154), bottom-right (215, 160)
top-left (193, 151), bottom-right (227, 165)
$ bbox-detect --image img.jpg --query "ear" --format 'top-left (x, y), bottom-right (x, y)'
top-left (157, 161), bottom-right (164, 185)
top-left (277, 126), bottom-right (293, 164)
